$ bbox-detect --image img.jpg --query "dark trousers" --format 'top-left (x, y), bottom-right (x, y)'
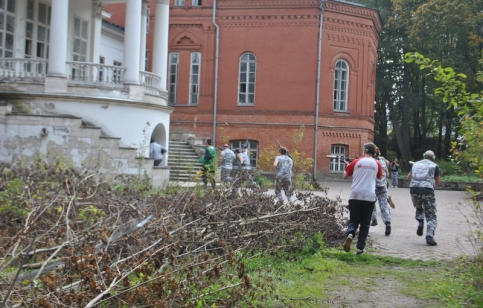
top-left (153, 159), bottom-right (162, 166)
top-left (347, 199), bottom-right (375, 250)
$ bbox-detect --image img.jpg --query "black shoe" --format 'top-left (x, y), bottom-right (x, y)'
top-left (417, 220), bottom-right (424, 236)
top-left (385, 223), bottom-right (391, 236)
top-left (371, 219), bottom-right (378, 226)
top-left (356, 248), bottom-right (365, 255)
top-left (426, 236), bottom-right (437, 246)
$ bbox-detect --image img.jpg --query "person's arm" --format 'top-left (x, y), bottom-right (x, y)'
top-left (376, 161), bottom-right (383, 179)
top-left (434, 165), bottom-right (441, 186)
top-left (407, 172), bottom-right (412, 181)
top-left (273, 158), bottom-right (279, 168)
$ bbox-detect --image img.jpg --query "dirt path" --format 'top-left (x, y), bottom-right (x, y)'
top-left (315, 181), bottom-right (477, 261)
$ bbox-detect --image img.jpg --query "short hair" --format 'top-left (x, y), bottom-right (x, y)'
top-left (279, 147), bottom-right (288, 155)
top-left (363, 142), bottom-right (376, 156)
top-left (206, 138), bottom-right (212, 145)
top-left (423, 150), bottom-right (435, 160)
top-left (150, 138), bottom-right (155, 143)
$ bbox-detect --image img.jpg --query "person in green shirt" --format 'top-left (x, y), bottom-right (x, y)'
top-left (199, 138), bottom-right (218, 188)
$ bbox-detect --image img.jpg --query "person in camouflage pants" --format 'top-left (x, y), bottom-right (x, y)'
top-left (273, 147), bottom-right (293, 204)
top-left (371, 147), bottom-right (392, 236)
top-left (407, 150), bottom-right (441, 246)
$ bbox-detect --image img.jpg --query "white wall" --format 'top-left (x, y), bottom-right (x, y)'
top-left (101, 31), bottom-right (125, 66)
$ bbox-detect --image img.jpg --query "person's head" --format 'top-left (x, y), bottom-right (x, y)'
top-left (363, 142), bottom-right (377, 157)
top-left (234, 149), bottom-right (240, 154)
top-left (223, 144), bottom-right (229, 149)
top-left (206, 138), bottom-right (212, 146)
top-left (279, 147), bottom-right (288, 155)
top-left (150, 138), bottom-right (155, 144)
top-left (375, 147), bottom-right (381, 157)
top-left (393, 157), bottom-right (397, 161)
top-left (423, 150), bottom-right (435, 161)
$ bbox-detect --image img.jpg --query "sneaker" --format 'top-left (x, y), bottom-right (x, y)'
top-left (426, 236), bottom-right (437, 246)
top-left (417, 221), bottom-right (424, 236)
top-left (356, 248), bottom-right (365, 255)
top-left (371, 219), bottom-right (378, 226)
top-left (343, 234), bottom-right (353, 252)
top-left (385, 223), bottom-right (391, 236)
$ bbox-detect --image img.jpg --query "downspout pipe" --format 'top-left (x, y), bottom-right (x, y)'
top-left (313, 0), bottom-right (327, 182)
top-left (212, 0), bottom-right (220, 143)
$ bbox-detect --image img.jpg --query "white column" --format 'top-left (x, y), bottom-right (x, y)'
top-left (47, 0), bottom-right (69, 77)
top-left (139, 0), bottom-right (149, 71)
top-left (152, 0), bottom-right (169, 91)
top-left (124, 0), bottom-right (142, 84)
top-left (91, 1), bottom-right (104, 65)
top-left (15, 0), bottom-right (28, 58)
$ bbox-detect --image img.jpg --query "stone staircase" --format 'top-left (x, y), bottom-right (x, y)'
top-left (168, 140), bottom-right (203, 182)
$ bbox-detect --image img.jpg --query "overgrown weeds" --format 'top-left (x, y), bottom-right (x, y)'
top-left (0, 161), bottom-right (346, 307)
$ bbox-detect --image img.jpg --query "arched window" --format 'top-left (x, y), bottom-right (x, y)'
top-left (238, 52), bottom-right (256, 105)
top-left (333, 60), bottom-right (349, 112)
top-left (189, 52), bottom-right (201, 105)
top-left (330, 145), bottom-right (346, 173)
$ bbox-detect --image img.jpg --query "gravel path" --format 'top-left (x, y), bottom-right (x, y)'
top-left (315, 181), bottom-right (477, 261)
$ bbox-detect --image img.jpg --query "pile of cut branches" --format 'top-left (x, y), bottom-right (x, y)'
top-left (0, 161), bottom-right (346, 307)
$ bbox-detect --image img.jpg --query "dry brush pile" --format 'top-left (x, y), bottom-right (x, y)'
top-left (0, 160), bottom-right (347, 307)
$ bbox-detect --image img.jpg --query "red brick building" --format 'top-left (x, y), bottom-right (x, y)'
top-left (107, 0), bottom-right (382, 178)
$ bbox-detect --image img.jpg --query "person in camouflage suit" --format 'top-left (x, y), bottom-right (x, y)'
top-left (220, 144), bottom-right (235, 183)
top-left (273, 147), bottom-right (293, 204)
top-left (407, 150), bottom-right (441, 246)
top-left (371, 147), bottom-right (392, 236)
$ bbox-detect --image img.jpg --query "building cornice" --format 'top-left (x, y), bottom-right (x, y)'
top-left (218, 14), bottom-right (320, 28)
top-left (217, 0), bottom-right (319, 9)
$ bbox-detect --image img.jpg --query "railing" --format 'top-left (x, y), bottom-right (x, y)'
top-left (140, 71), bottom-right (162, 95)
top-left (0, 58), bottom-right (48, 80)
top-left (67, 61), bottom-right (126, 87)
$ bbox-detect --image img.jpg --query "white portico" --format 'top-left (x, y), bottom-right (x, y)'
top-left (0, 0), bottom-right (172, 185)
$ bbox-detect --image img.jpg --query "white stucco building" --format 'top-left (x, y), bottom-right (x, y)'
top-left (0, 0), bottom-right (172, 187)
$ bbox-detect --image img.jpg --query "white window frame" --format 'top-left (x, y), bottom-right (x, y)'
top-left (113, 60), bottom-right (122, 84)
top-left (189, 52), bottom-right (200, 105)
top-left (330, 145), bottom-right (346, 173)
top-left (145, 7), bottom-right (150, 34)
top-left (73, 16), bottom-right (88, 62)
top-left (168, 52), bottom-right (179, 105)
top-left (174, 0), bottom-right (185, 6)
top-left (333, 60), bottom-right (349, 112)
top-left (231, 140), bottom-right (259, 168)
top-left (0, 0), bottom-right (16, 58)
top-left (238, 52), bottom-right (256, 105)
top-left (25, 0), bottom-right (51, 59)
top-left (192, 0), bottom-right (202, 6)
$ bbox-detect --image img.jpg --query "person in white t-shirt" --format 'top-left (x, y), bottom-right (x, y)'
top-left (342, 142), bottom-right (383, 255)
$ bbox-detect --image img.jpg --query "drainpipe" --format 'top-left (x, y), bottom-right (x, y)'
top-left (212, 0), bottom-right (220, 143)
top-left (313, 0), bottom-right (327, 182)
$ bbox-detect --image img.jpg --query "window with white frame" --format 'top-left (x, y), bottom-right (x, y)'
top-left (168, 52), bottom-right (179, 105)
top-left (25, 0), bottom-right (51, 59)
top-left (98, 56), bottom-right (105, 81)
top-left (238, 52), bottom-right (256, 105)
top-left (189, 52), bottom-right (200, 105)
top-left (330, 145), bottom-right (346, 173)
top-left (73, 17), bottom-right (88, 62)
top-left (174, 0), bottom-right (185, 6)
top-left (192, 0), bottom-right (202, 6)
top-left (145, 7), bottom-right (150, 34)
top-left (113, 60), bottom-right (122, 83)
top-left (231, 140), bottom-right (259, 168)
top-left (333, 60), bottom-right (349, 112)
top-left (0, 0), bottom-right (16, 58)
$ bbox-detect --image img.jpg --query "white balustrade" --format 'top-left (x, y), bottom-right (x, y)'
top-left (67, 61), bottom-right (126, 87)
top-left (139, 71), bottom-right (162, 95)
top-left (0, 58), bottom-right (48, 80)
